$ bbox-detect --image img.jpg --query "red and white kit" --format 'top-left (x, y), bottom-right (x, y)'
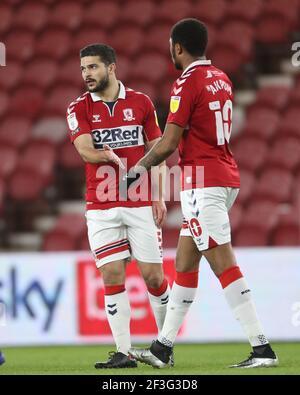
top-left (66, 82), bottom-right (163, 266)
top-left (167, 60), bottom-right (240, 250)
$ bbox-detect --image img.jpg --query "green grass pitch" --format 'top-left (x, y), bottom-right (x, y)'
top-left (0, 342), bottom-right (299, 375)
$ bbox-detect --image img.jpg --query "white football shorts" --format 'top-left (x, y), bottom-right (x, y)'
top-left (180, 187), bottom-right (239, 251)
top-left (86, 206), bottom-right (163, 268)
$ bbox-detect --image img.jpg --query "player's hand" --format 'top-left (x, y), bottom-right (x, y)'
top-left (103, 144), bottom-right (125, 169)
top-left (119, 165), bottom-right (146, 200)
top-left (121, 167), bottom-right (141, 191)
top-left (152, 199), bottom-right (167, 228)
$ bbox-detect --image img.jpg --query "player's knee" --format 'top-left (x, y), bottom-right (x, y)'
top-left (210, 262), bottom-right (236, 278)
top-left (203, 243), bottom-right (236, 277)
top-left (175, 256), bottom-right (199, 273)
top-left (143, 273), bottom-right (164, 289)
top-left (100, 265), bottom-right (125, 285)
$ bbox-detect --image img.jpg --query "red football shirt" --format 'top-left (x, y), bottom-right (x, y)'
top-left (167, 60), bottom-right (240, 189)
top-left (66, 82), bottom-right (161, 210)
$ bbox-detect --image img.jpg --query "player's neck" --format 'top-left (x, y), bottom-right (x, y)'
top-left (93, 78), bottom-right (120, 102)
top-left (182, 56), bottom-right (207, 72)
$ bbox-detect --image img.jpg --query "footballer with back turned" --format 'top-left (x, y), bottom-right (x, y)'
top-left (126, 19), bottom-right (278, 369)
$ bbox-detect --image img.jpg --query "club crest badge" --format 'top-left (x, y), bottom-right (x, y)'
top-left (123, 108), bottom-right (135, 121)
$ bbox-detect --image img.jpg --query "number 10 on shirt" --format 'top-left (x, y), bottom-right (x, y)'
top-left (209, 99), bottom-right (233, 146)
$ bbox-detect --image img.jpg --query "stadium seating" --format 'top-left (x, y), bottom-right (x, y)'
top-left (115, 55), bottom-right (132, 83)
top-left (0, 145), bottom-right (18, 179)
top-left (248, 86), bottom-right (291, 113)
top-left (43, 86), bottom-right (81, 116)
top-left (252, 168), bottom-right (293, 203)
top-left (229, 202), bottom-right (243, 234)
top-left (144, 23), bottom-right (172, 54)
top-left (8, 87), bottom-right (44, 120)
top-left (0, 117), bottom-right (32, 149)
top-left (43, 213), bottom-right (86, 251)
top-left (0, 92), bottom-right (8, 119)
top-left (5, 30), bottom-right (35, 62)
top-left (256, 0), bottom-right (299, 44)
top-left (59, 139), bottom-right (83, 169)
top-left (57, 57), bottom-right (85, 88)
top-left (209, 37), bottom-right (249, 74)
top-left (132, 52), bottom-right (169, 83)
top-left (267, 137), bottom-right (300, 171)
top-left (0, 178), bottom-right (6, 214)
top-left (110, 25), bottom-right (144, 57)
top-left (0, 61), bottom-right (22, 90)
top-left (235, 201), bottom-right (279, 246)
top-left (279, 108), bottom-right (300, 139)
top-left (241, 108), bottom-right (279, 141)
top-left (126, 79), bottom-right (158, 102)
top-left (232, 137), bottom-right (267, 172)
top-left (235, 169), bottom-right (256, 206)
top-left (289, 87), bottom-right (300, 108)
top-left (72, 28), bottom-right (107, 54)
top-left (226, 0), bottom-right (263, 23)
top-left (272, 205), bottom-right (300, 245)
top-left (23, 58), bottom-right (58, 89)
top-left (1, 0), bottom-right (300, 250)
top-left (14, 1), bottom-right (48, 32)
top-left (0, 3), bottom-right (13, 34)
top-left (193, 0), bottom-right (227, 25)
top-left (49, 2), bottom-right (83, 31)
top-left (36, 28), bottom-right (71, 60)
top-left (156, 0), bottom-right (192, 23)
top-left (32, 117), bottom-right (67, 144)
top-left (120, 0), bottom-right (156, 27)
top-left (8, 168), bottom-right (46, 202)
top-left (43, 230), bottom-right (77, 251)
top-left (220, 20), bottom-right (255, 46)
top-left (83, 1), bottom-right (120, 30)
top-left (158, 78), bottom-right (175, 106)
top-left (17, 139), bottom-right (56, 185)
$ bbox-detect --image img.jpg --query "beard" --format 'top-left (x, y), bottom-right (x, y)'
top-left (171, 46), bottom-right (183, 70)
top-left (86, 72), bottom-right (109, 93)
top-left (174, 60), bottom-right (183, 70)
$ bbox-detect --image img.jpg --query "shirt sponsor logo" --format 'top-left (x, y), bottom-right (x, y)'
top-left (92, 125), bottom-right (144, 149)
top-left (170, 96), bottom-right (181, 113)
top-left (67, 113), bottom-right (78, 131)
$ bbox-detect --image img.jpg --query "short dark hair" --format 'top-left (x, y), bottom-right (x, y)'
top-left (171, 18), bottom-right (208, 57)
top-left (80, 43), bottom-right (116, 66)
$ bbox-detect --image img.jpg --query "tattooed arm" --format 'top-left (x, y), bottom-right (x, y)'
top-left (123, 123), bottom-right (184, 191)
top-left (135, 123), bottom-right (184, 171)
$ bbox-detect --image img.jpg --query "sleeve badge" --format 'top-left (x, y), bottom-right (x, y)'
top-left (170, 96), bottom-right (181, 113)
top-left (67, 113), bottom-right (79, 131)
